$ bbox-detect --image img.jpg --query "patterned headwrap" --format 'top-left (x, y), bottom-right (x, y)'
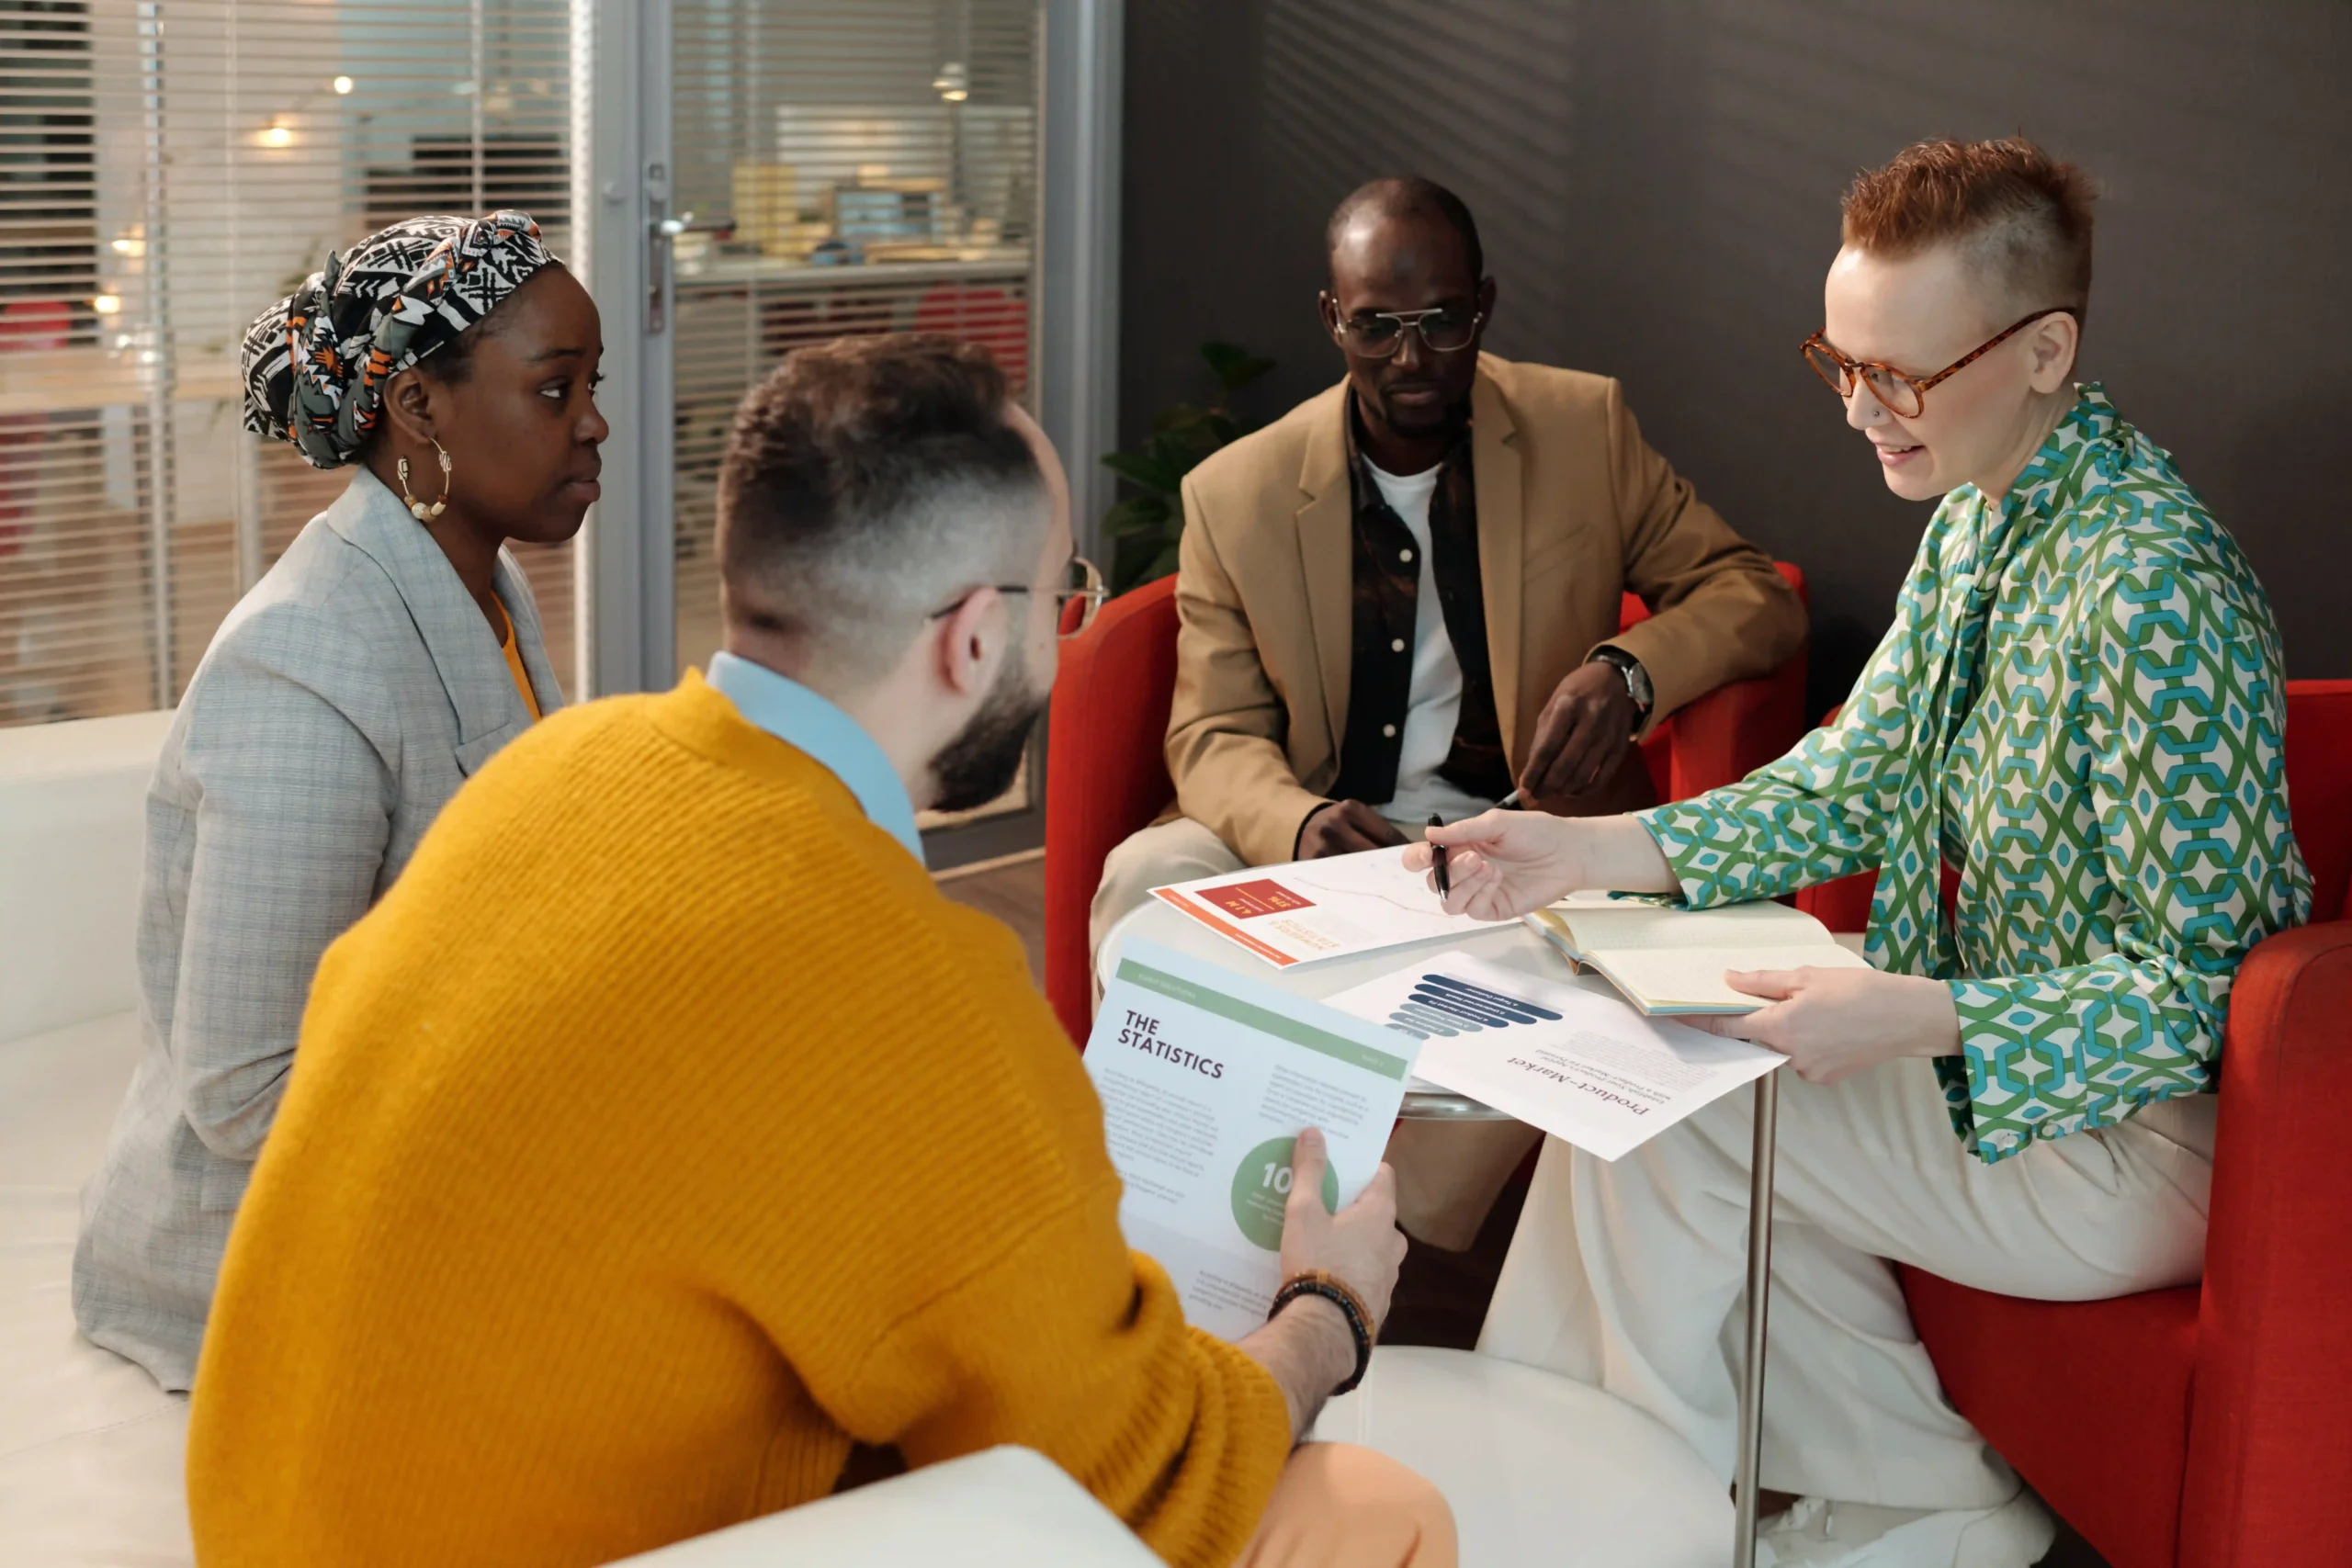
top-left (240, 210), bottom-right (558, 470)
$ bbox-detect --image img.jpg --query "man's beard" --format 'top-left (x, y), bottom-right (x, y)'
top-left (929, 649), bottom-right (1048, 814)
top-left (1375, 387), bottom-right (1460, 437)
top-left (1361, 378), bottom-right (1468, 442)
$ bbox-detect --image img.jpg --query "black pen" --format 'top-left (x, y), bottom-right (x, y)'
top-left (1427, 813), bottom-right (1450, 898)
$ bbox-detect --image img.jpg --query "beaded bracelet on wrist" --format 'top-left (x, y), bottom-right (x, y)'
top-left (1269, 1269), bottom-right (1375, 1395)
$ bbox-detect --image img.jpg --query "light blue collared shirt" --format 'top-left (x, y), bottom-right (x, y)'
top-left (706, 651), bottom-right (925, 865)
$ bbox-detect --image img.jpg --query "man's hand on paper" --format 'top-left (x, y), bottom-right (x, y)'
top-left (1685, 966), bottom-right (1962, 1083)
top-left (1278, 1127), bottom-right (1407, 1328)
top-left (1296, 800), bottom-right (1411, 860)
top-left (1238, 1127), bottom-right (1407, 1439)
top-left (1406, 811), bottom-right (1678, 919)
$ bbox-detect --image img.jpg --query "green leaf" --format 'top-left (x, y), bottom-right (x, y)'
top-left (1102, 495), bottom-right (1174, 538)
top-left (1201, 339), bottom-right (1276, 392)
top-left (1102, 450), bottom-right (1180, 493)
top-left (1110, 533), bottom-right (1185, 594)
top-left (1148, 429), bottom-right (1210, 479)
top-left (1110, 531), bottom-right (1169, 596)
top-left (1199, 340), bottom-right (1250, 378)
top-left (1147, 422), bottom-right (1216, 468)
top-left (1153, 401), bottom-right (1218, 434)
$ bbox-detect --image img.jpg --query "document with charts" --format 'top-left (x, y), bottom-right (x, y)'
top-left (1321, 950), bottom-right (1781, 1161)
top-left (1149, 847), bottom-right (1491, 967)
top-left (1085, 939), bottom-right (1416, 1338)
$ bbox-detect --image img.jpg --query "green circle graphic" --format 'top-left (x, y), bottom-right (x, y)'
top-left (1229, 1136), bottom-right (1341, 1251)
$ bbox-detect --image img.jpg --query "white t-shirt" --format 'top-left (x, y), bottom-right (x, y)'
top-left (1363, 459), bottom-right (1496, 825)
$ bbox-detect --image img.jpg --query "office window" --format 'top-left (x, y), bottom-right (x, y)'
top-left (669, 0), bottom-right (1042, 697)
top-left (0, 0), bottom-right (574, 728)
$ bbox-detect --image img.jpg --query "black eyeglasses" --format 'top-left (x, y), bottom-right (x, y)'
top-left (927, 556), bottom-right (1105, 639)
top-left (1325, 303), bottom-right (1485, 359)
top-left (1801, 308), bottom-right (2077, 419)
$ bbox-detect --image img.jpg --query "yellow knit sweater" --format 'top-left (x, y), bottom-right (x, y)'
top-left (187, 671), bottom-right (1293, 1566)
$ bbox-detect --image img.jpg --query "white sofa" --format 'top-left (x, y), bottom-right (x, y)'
top-left (2, 713), bottom-right (195, 1566)
top-left (0, 710), bottom-right (170, 1044)
top-left (0, 714), bottom-right (1736, 1566)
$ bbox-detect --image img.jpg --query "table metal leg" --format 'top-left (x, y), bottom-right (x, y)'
top-left (1732, 1070), bottom-right (1780, 1568)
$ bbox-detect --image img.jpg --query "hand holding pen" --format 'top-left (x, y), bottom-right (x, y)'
top-left (1428, 788), bottom-right (1523, 904)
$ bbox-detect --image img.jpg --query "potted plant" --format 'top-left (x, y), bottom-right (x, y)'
top-left (1100, 340), bottom-right (1274, 594)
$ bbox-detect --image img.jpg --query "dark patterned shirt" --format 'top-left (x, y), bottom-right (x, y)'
top-left (1328, 397), bottom-right (1513, 807)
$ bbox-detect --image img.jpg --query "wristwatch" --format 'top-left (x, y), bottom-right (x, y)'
top-left (1589, 646), bottom-right (1654, 723)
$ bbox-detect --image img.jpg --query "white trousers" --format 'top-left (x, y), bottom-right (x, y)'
top-left (1091, 816), bottom-right (1541, 1249)
top-left (1477, 1058), bottom-right (2217, 1508)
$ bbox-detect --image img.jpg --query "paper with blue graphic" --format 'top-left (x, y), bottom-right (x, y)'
top-left (1323, 951), bottom-right (1782, 1161)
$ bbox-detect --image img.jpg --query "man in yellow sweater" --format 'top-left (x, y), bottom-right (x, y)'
top-left (186, 334), bottom-right (1453, 1567)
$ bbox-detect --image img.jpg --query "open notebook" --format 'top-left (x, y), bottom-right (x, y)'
top-left (1524, 897), bottom-right (1871, 1015)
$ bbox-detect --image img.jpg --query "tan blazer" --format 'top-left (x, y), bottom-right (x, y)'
top-left (1168, 355), bottom-right (1808, 866)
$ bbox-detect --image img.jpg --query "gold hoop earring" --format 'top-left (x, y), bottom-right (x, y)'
top-left (396, 439), bottom-right (454, 522)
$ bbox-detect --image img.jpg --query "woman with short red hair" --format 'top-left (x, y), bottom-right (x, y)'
top-left (1414, 138), bottom-right (2308, 1566)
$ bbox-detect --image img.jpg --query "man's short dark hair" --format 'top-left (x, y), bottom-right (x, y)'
top-left (1326, 176), bottom-right (1485, 282)
top-left (718, 334), bottom-right (1047, 672)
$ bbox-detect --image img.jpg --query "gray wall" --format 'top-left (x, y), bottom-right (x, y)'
top-left (1119, 0), bottom-right (2352, 714)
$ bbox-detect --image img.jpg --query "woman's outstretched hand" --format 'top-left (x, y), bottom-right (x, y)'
top-left (1403, 810), bottom-right (1682, 919)
top-left (1403, 809), bottom-right (1573, 919)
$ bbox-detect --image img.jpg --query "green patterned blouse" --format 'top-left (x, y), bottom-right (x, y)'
top-left (1640, 387), bottom-right (2310, 1163)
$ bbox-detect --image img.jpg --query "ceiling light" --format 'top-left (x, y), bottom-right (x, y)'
top-left (332, 75), bottom-right (354, 95)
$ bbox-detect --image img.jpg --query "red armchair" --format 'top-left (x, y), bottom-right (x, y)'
top-left (1042, 563), bottom-right (1811, 1045)
top-left (1796, 680), bottom-right (2352, 1568)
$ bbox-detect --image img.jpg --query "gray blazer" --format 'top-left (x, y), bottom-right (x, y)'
top-left (72, 468), bottom-right (563, 1391)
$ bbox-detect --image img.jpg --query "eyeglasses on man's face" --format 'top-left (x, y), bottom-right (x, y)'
top-left (1326, 303), bottom-right (1485, 359)
top-left (1801, 307), bottom-right (2076, 419)
top-left (928, 555), bottom-right (1105, 639)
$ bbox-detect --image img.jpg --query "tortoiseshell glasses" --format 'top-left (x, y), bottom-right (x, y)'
top-left (1801, 307), bottom-right (2076, 418)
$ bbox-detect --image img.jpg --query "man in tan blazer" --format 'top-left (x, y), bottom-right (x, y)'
top-left (1093, 177), bottom-right (1805, 1244)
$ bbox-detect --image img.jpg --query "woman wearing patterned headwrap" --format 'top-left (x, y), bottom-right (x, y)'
top-left (73, 211), bottom-right (607, 1391)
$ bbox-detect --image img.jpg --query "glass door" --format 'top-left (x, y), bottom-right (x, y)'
top-left (666, 0), bottom-right (1043, 832)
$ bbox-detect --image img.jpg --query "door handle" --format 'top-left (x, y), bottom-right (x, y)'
top-left (647, 209), bottom-right (693, 335)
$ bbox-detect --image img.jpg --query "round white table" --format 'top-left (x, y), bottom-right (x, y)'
top-left (1097, 894), bottom-right (1792, 1568)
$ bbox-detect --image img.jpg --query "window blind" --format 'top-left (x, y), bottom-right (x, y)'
top-left (0, 0), bottom-right (575, 728)
top-left (668, 0), bottom-right (1043, 690)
